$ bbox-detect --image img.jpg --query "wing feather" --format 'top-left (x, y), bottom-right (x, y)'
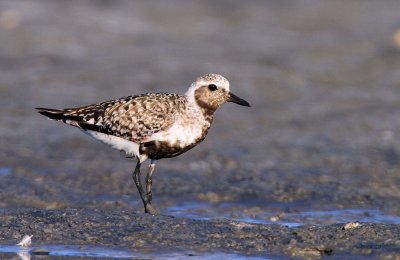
top-left (37, 93), bottom-right (186, 142)
top-left (82, 93), bottom-right (184, 142)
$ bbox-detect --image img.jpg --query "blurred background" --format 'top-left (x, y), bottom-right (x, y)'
top-left (0, 0), bottom-right (399, 223)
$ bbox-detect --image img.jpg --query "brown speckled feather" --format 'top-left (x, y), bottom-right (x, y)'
top-left (54, 93), bottom-right (187, 142)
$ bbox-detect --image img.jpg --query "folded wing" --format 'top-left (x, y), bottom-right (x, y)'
top-left (36, 93), bottom-right (183, 142)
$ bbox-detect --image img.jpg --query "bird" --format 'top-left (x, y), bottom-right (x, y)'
top-left (36, 74), bottom-right (250, 214)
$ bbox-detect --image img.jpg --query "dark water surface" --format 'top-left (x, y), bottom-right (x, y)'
top-left (0, 245), bottom-right (269, 259)
top-left (167, 201), bottom-right (400, 227)
top-left (0, 0), bottom-right (400, 258)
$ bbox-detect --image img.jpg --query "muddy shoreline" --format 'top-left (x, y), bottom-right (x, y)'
top-left (1, 0), bottom-right (400, 258)
top-left (0, 208), bottom-right (399, 258)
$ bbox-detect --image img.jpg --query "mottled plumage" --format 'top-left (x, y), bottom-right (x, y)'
top-left (36, 74), bottom-right (250, 214)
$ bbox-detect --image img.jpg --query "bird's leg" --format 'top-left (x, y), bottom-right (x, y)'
top-left (145, 160), bottom-right (156, 204)
top-left (132, 161), bottom-right (146, 207)
top-left (132, 161), bottom-right (157, 215)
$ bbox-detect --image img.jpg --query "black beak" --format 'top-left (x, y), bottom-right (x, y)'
top-left (228, 92), bottom-right (250, 107)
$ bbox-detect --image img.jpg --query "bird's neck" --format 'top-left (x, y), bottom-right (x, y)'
top-left (184, 96), bottom-right (214, 125)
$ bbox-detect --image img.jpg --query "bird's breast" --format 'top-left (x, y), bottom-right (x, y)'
top-left (141, 115), bottom-right (212, 159)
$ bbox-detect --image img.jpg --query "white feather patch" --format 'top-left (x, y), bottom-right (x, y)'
top-left (152, 121), bottom-right (203, 148)
top-left (85, 130), bottom-right (148, 162)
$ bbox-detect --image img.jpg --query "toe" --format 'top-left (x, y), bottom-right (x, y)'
top-left (145, 204), bottom-right (157, 215)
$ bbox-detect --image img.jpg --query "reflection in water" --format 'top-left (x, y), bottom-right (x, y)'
top-left (0, 245), bottom-right (269, 259)
top-left (1, 245), bottom-right (133, 259)
top-left (166, 201), bottom-right (400, 227)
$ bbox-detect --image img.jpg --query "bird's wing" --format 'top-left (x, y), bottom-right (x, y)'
top-left (37, 93), bottom-right (185, 142)
top-left (101, 93), bottom-right (182, 142)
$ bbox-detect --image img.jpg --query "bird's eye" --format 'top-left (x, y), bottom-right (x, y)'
top-left (208, 84), bottom-right (217, 91)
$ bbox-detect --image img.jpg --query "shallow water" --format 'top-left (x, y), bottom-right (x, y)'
top-left (0, 167), bottom-right (11, 177)
top-left (166, 201), bottom-right (400, 227)
top-left (0, 245), bottom-right (270, 259)
top-left (0, 245), bottom-right (132, 258)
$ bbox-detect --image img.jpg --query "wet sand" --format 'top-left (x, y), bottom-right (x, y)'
top-left (0, 0), bottom-right (400, 258)
top-left (1, 208), bottom-right (399, 258)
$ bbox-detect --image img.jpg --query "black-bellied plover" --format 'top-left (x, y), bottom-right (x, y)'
top-left (36, 74), bottom-right (250, 214)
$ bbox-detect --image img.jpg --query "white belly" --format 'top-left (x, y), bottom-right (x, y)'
top-left (84, 130), bottom-right (148, 162)
top-left (151, 119), bottom-right (208, 148)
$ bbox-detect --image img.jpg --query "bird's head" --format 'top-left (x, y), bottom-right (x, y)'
top-left (186, 74), bottom-right (250, 113)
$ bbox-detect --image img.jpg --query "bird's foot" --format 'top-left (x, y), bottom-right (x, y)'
top-left (145, 203), bottom-right (157, 215)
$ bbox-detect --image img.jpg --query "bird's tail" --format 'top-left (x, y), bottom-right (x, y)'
top-left (36, 107), bottom-right (83, 124)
